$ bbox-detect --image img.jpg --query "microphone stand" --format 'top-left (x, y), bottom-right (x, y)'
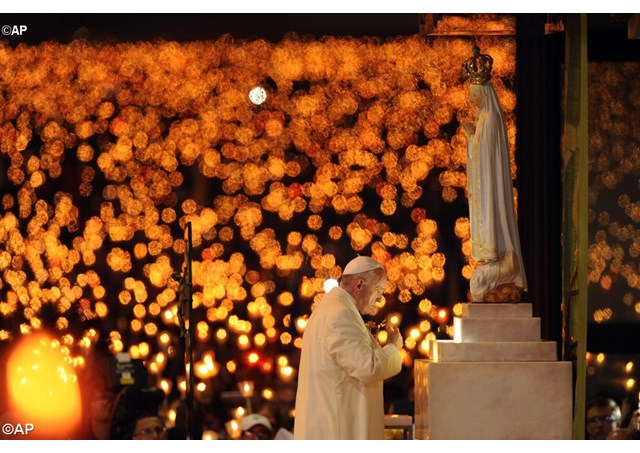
top-left (173, 222), bottom-right (194, 439)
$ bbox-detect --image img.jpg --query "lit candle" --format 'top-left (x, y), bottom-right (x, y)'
top-left (225, 419), bottom-right (241, 439)
top-left (238, 380), bottom-right (254, 398)
top-left (238, 380), bottom-right (254, 413)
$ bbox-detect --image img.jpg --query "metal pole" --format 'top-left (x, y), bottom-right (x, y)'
top-left (185, 222), bottom-right (194, 440)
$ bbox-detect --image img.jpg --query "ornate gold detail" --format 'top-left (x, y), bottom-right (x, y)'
top-left (462, 45), bottom-right (493, 85)
top-left (365, 320), bottom-right (386, 335)
top-left (482, 282), bottom-right (521, 303)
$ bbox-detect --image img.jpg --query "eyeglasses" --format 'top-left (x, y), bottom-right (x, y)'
top-left (133, 426), bottom-right (167, 438)
top-left (586, 415), bottom-right (618, 425)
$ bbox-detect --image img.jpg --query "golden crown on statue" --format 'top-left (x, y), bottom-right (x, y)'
top-left (462, 45), bottom-right (493, 85)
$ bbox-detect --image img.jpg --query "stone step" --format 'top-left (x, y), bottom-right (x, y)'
top-left (414, 359), bottom-right (573, 439)
top-left (430, 339), bottom-right (557, 362)
top-left (453, 316), bottom-right (540, 342)
top-left (459, 303), bottom-right (532, 319)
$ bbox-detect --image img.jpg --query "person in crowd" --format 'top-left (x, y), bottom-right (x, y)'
top-left (109, 386), bottom-right (167, 440)
top-left (254, 400), bottom-right (294, 439)
top-left (87, 390), bottom-right (115, 440)
top-left (294, 256), bottom-right (403, 439)
top-left (132, 413), bottom-right (168, 440)
top-left (240, 413), bottom-right (273, 440)
top-left (619, 393), bottom-right (640, 433)
top-left (627, 408), bottom-right (640, 432)
top-left (586, 395), bottom-right (622, 440)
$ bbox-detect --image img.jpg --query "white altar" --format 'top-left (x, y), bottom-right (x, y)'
top-left (414, 303), bottom-right (572, 439)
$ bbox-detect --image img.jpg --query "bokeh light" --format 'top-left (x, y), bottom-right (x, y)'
top-left (5, 333), bottom-right (82, 438)
top-left (0, 30), bottom-right (523, 437)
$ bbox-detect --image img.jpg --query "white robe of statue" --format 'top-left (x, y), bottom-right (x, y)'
top-left (465, 82), bottom-right (527, 301)
top-left (293, 286), bottom-right (401, 439)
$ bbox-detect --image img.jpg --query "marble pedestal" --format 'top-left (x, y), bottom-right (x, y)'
top-left (414, 303), bottom-right (572, 439)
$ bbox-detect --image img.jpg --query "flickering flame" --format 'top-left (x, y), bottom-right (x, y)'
top-left (159, 378), bottom-right (172, 395)
top-left (226, 419), bottom-right (241, 440)
top-left (238, 380), bottom-right (255, 397)
top-left (247, 352), bottom-right (260, 365)
top-left (626, 378), bottom-right (636, 391)
top-left (168, 409), bottom-right (177, 423)
top-left (262, 388), bottom-right (274, 400)
top-left (295, 316), bottom-right (308, 333)
top-left (202, 430), bottom-right (218, 440)
top-left (177, 376), bottom-right (187, 393)
top-left (436, 307), bottom-right (450, 324)
top-left (388, 313), bottom-right (402, 327)
top-left (278, 365), bottom-right (296, 383)
top-left (234, 406), bottom-right (246, 419)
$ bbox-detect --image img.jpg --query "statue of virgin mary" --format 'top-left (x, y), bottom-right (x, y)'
top-left (461, 46), bottom-right (527, 302)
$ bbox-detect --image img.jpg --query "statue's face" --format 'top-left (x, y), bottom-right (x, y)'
top-left (469, 85), bottom-right (483, 108)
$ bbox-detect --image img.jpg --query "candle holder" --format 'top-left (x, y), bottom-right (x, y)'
top-left (238, 380), bottom-right (254, 413)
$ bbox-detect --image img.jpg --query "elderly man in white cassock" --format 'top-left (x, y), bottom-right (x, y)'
top-left (293, 256), bottom-right (403, 440)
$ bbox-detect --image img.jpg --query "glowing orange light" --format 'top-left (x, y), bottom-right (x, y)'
top-left (238, 380), bottom-right (254, 397)
top-left (278, 365), bottom-right (296, 383)
top-left (159, 378), bottom-right (172, 395)
top-left (625, 378), bottom-right (636, 391)
top-left (202, 430), bottom-right (218, 440)
top-left (295, 316), bottom-right (308, 333)
top-left (6, 333), bottom-right (82, 438)
top-left (234, 406), bottom-right (246, 419)
top-left (0, 35), bottom-right (524, 409)
top-left (247, 352), bottom-right (260, 365)
top-left (388, 313), bottom-right (402, 327)
top-left (177, 377), bottom-right (187, 393)
top-left (436, 307), bottom-right (450, 324)
top-left (262, 388), bottom-right (274, 400)
top-left (168, 408), bottom-right (177, 424)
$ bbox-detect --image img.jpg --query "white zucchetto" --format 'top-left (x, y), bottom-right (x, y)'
top-left (241, 413), bottom-right (273, 433)
top-left (342, 256), bottom-right (383, 275)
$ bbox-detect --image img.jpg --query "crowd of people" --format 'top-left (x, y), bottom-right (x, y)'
top-left (83, 383), bottom-right (296, 440)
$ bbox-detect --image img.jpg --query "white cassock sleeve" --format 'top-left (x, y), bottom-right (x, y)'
top-left (326, 304), bottom-right (401, 385)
